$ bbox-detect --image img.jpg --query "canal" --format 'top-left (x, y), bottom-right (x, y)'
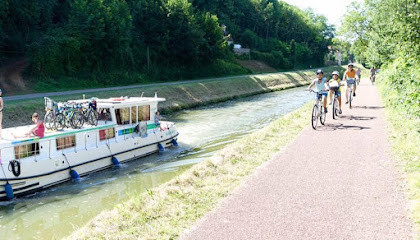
top-left (0, 87), bottom-right (311, 239)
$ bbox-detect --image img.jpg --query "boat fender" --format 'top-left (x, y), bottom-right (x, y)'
top-left (171, 139), bottom-right (179, 147)
top-left (5, 183), bottom-right (14, 200)
top-left (8, 160), bottom-right (21, 177)
top-left (112, 156), bottom-right (121, 167)
top-left (158, 143), bottom-right (164, 152)
top-left (134, 124), bottom-right (140, 134)
top-left (70, 169), bottom-right (80, 181)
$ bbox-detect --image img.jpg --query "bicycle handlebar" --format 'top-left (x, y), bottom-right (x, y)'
top-left (308, 89), bottom-right (329, 93)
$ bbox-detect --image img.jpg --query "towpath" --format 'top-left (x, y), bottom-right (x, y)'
top-left (3, 70), bottom-right (308, 102)
top-left (183, 79), bottom-right (414, 239)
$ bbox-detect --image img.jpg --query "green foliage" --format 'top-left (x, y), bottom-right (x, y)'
top-left (339, 0), bottom-right (419, 67)
top-left (1, 0), bottom-right (333, 86)
top-left (194, 0), bottom-right (333, 68)
top-left (339, 0), bottom-right (419, 118)
top-left (251, 50), bottom-right (292, 70)
top-left (379, 58), bottom-right (420, 117)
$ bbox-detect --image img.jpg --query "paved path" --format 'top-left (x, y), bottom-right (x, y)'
top-left (183, 79), bottom-right (414, 239)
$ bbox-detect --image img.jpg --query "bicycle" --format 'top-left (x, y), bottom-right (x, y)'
top-left (309, 90), bottom-right (328, 130)
top-left (80, 100), bottom-right (98, 126)
top-left (370, 74), bottom-right (376, 85)
top-left (329, 83), bottom-right (344, 120)
top-left (346, 78), bottom-right (356, 109)
top-left (54, 103), bottom-right (84, 130)
top-left (44, 97), bottom-right (58, 130)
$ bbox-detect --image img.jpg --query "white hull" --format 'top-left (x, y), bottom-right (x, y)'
top-left (0, 124), bottom-right (178, 200)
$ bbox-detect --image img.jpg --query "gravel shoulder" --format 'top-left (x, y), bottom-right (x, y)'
top-left (182, 79), bottom-right (415, 240)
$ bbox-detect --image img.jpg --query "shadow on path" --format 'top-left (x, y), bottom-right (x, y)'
top-left (338, 115), bottom-right (376, 121)
top-left (353, 105), bottom-right (384, 110)
top-left (318, 123), bottom-right (371, 131)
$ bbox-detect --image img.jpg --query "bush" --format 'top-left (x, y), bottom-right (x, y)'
top-left (379, 57), bottom-right (420, 117)
top-left (251, 50), bottom-right (292, 70)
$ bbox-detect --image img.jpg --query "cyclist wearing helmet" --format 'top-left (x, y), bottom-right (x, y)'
top-left (328, 71), bottom-right (342, 114)
top-left (307, 69), bottom-right (328, 113)
top-left (343, 63), bottom-right (357, 103)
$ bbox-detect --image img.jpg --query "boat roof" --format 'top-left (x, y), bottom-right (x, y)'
top-left (68, 97), bottom-right (166, 107)
top-left (0, 123), bottom-right (116, 147)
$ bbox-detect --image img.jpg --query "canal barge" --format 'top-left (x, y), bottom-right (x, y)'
top-left (0, 96), bottom-right (178, 200)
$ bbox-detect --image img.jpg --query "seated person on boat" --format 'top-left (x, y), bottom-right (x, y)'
top-left (13, 113), bottom-right (45, 138)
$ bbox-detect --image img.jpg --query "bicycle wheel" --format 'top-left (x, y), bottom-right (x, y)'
top-left (332, 98), bottom-right (336, 119)
top-left (54, 113), bottom-right (65, 131)
top-left (44, 111), bottom-right (54, 130)
top-left (71, 112), bottom-right (85, 128)
top-left (311, 104), bottom-right (318, 130)
top-left (320, 105), bottom-right (326, 125)
top-left (349, 92), bottom-right (352, 109)
top-left (87, 110), bottom-right (98, 126)
top-left (334, 98), bottom-right (339, 117)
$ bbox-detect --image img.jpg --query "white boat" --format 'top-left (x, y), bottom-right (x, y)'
top-left (0, 96), bottom-right (179, 200)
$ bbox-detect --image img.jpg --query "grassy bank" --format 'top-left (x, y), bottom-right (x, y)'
top-left (376, 68), bottom-right (420, 231)
top-left (68, 102), bottom-right (312, 239)
top-left (29, 59), bottom-right (251, 93)
top-left (3, 66), bottom-right (343, 128)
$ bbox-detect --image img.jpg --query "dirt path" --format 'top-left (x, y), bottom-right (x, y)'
top-left (182, 79), bottom-right (414, 239)
top-left (0, 59), bottom-right (28, 94)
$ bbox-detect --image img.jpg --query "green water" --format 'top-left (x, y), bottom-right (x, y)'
top-left (0, 87), bottom-right (311, 239)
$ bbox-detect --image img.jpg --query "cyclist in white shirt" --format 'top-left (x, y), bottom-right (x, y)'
top-left (307, 69), bottom-right (329, 113)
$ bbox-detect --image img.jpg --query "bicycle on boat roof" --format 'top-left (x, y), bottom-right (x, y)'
top-left (44, 97), bottom-right (98, 131)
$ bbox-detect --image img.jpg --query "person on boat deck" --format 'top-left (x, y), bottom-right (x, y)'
top-left (154, 111), bottom-right (161, 128)
top-left (0, 89), bottom-right (3, 138)
top-left (16, 113), bottom-right (45, 139)
top-left (28, 113), bottom-right (45, 138)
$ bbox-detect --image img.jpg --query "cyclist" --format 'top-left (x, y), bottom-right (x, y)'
top-left (328, 71), bottom-right (343, 114)
top-left (356, 68), bottom-right (362, 85)
top-left (370, 66), bottom-right (376, 83)
top-left (343, 63), bottom-right (357, 104)
top-left (307, 69), bottom-right (328, 113)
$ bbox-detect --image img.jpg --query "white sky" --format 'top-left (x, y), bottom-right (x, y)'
top-left (282, 0), bottom-right (363, 27)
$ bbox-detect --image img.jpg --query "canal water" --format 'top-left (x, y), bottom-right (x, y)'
top-left (0, 87), bottom-right (311, 239)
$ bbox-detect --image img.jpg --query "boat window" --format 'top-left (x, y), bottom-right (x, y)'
top-left (138, 105), bottom-right (150, 121)
top-left (115, 108), bottom-right (130, 125)
top-left (131, 106), bottom-right (137, 124)
top-left (99, 128), bottom-right (115, 141)
top-left (14, 143), bottom-right (40, 159)
top-left (56, 135), bottom-right (76, 150)
top-left (98, 108), bottom-right (112, 122)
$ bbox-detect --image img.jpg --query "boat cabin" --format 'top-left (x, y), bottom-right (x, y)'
top-left (0, 96), bottom-right (166, 166)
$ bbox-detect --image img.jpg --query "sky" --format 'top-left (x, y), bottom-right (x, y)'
top-left (282, 0), bottom-right (363, 27)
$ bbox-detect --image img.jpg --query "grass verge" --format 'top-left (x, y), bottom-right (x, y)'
top-left (377, 77), bottom-right (420, 232)
top-left (3, 66), bottom-right (342, 128)
top-left (68, 103), bottom-right (312, 239)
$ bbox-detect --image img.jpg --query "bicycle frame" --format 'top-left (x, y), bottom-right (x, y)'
top-left (309, 90), bottom-right (327, 129)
